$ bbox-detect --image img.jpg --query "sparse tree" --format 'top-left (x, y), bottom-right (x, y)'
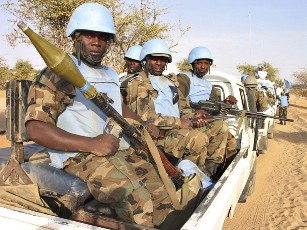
top-left (13, 59), bottom-right (35, 80)
top-left (176, 58), bottom-right (190, 72)
top-left (291, 68), bottom-right (307, 97)
top-left (1, 0), bottom-right (190, 73)
top-left (0, 57), bottom-right (7, 68)
top-left (0, 57), bottom-right (10, 89)
top-left (292, 68), bottom-right (307, 86)
top-left (237, 61), bottom-right (281, 83)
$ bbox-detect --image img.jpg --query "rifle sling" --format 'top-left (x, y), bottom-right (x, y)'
top-left (236, 110), bottom-right (247, 136)
top-left (125, 118), bottom-right (182, 210)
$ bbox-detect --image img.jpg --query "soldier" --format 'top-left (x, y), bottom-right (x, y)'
top-left (24, 3), bottom-right (179, 227)
top-left (118, 45), bottom-right (143, 83)
top-left (278, 91), bottom-right (289, 125)
top-left (180, 46), bottom-right (238, 174)
top-left (119, 45), bottom-right (143, 104)
top-left (241, 74), bottom-right (258, 113)
top-left (255, 64), bottom-right (267, 79)
top-left (255, 83), bottom-right (269, 112)
top-left (261, 82), bottom-right (275, 105)
top-left (123, 38), bottom-right (229, 177)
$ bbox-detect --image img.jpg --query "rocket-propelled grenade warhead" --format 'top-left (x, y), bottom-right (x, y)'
top-left (17, 21), bottom-right (96, 99)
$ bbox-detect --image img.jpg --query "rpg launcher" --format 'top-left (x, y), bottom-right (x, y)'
top-left (17, 21), bottom-right (180, 180)
top-left (191, 100), bottom-right (294, 122)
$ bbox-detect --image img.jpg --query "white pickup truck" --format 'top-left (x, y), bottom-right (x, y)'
top-left (0, 72), bottom-right (257, 230)
top-left (256, 79), bottom-right (276, 153)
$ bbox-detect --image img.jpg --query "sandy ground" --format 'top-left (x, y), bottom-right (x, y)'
top-left (223, 96), bottom-right (307, 229)
top-left (0, 90), bottom-right (306, 229)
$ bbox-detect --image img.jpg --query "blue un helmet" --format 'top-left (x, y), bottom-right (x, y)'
top-left (66, 3), bottom-right (115, 38)
top-left (241, 74), bottom-right (249, 83)
top-left (261, 82), bottom-right (270, 88)
top-left (258, 64), bottom-right (265, 70)
top-left (188, 46), bottom-right (213, 64)
top-left (139, 38), bottom-right (172, 63)
top-left (125, 45), bottom-right (143, 61)
top-left (66, 3), bottom-right (115, 66)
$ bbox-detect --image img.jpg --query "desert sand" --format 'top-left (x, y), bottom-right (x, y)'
top-left (0, 91), bottom-right (306, 229)
top-left (223, 96), bottom-right (307, 229)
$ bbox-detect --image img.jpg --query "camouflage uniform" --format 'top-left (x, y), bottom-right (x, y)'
top-left (122, 71), bottom-right (228, 173)
top-left (278, 95), bottom-right (288, 125)
top-left (266, 89), bottom-right (275, 105)
top-left (279, 106), bottom-right (288, 121)
top-left (25, 68), bottom-right (174, 227)
top-left (255, 90), bottom-right (268, 112)
top-left (182, 72), bottom-right (237, 163)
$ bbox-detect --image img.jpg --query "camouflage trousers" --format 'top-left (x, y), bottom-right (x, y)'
top-left (226, 131), bottom-right (238, 159)
top-left (156, 120), bottom-right (229, 169)
top-left (63, 148), bottom-right (174, 227)
top-left (199, 120), bottom-right (229, 163)
top-left (279, 106), bottom-right (288, 122)
top-left (279, 106), bottom-right (287, 118)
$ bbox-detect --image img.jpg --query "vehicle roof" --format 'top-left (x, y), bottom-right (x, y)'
top-left (206, 71), bottom-right (243, 87)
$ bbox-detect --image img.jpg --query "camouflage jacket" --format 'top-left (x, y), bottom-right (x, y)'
top-left (255, 90), bottom-right (268, 112)
top-left (122, 71), bottom-right (193, 129)
top-left (25, 67), bottom-right (75, 125)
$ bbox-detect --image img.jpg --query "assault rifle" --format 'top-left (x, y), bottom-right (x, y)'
top-left (191, 100), bottom-right (294, 122)
top-left (17, 21), bottom-right (181, 180)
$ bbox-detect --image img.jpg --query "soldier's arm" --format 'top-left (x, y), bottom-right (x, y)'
top-left (25, 72), bottom-right (119, 157)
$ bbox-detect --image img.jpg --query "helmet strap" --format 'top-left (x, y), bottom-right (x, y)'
top-left (73, 31), bottom-right (112, 68)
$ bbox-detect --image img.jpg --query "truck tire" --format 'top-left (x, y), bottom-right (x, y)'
top-left (268, 122), bottom-right (274, 139)
top-left (258, 135), bottom-right (268, 154)
top-left (258, 149), bottom-right (267, 154)
top-left (238, 160), bottom-right (256, 203)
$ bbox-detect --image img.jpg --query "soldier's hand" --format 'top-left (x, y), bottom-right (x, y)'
top-left (225, 95), bottom-right (238, 105)
top-left (144, 124), bottom-right (160, 139)
top-left (180, 118), bottom-right (193, 129)
top-left (91, 134), bottom-right (120, 157)
top-left (191, 113), bottom-right (213, 127)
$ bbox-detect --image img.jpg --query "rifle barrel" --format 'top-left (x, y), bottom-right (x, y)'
top-left (193, 101), bottom-right (294, 122)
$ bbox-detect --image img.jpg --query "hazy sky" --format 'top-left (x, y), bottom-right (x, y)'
top-left (1, 0), bottom-right (306, 82)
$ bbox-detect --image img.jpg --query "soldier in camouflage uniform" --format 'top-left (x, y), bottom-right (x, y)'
top-left (119, 45), bottom-right (143, 105)
top-left (255, 84), bottom-right (269, 112)
top-left (278, 91), bottom-right (288, 125)
top-left (118, 45), bottom-right (143, 83)
top-left (180, 46), bottom-right (238, 175)
top-left (122, 39), bottom-right (229, 177)
top-left (241, 74), bottom-right (258, 113)
top-left (25, 3), bottom-right (176, 227)
top-left (261, 83), bottom-right (275, 106)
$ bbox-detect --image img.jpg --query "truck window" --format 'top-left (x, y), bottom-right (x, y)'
top-left (212, 86), bottom-right (225, 101)
top-left (239, 88), bottom-right (248, 110)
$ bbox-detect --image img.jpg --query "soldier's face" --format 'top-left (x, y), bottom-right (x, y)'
top-left (79, 31), bottom-right (109, 60)
top-left (126, 58), bottom-right (142, 74)
top-left (147, 56), bottom-right (168, 76)
top-left (193, 59), bottom-right (211, 77)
